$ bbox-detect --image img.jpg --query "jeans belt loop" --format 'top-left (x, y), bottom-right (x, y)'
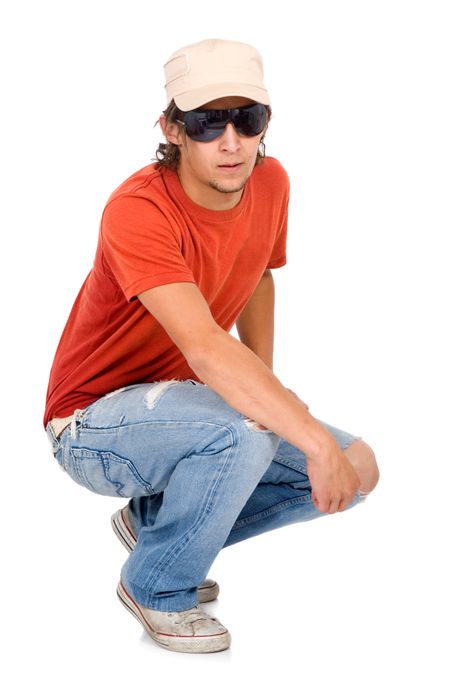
top-left (70, 409), bottom-right (86, 439)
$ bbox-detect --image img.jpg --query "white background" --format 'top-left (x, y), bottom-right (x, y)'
top-left (1, 1), bottom-right (449, 686)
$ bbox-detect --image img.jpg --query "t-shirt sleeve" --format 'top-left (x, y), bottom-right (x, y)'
top-left (266, 169), bottom-right (289, 269)
top-left (101, 195), bottom-right (196, 302)
top-left (266, 207), bottom-right (288, 268)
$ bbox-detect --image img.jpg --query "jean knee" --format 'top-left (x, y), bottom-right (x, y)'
top-left (236, 416), bottom-right (281, 463)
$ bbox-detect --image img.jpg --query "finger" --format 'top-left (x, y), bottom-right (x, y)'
top-left (312, 492), bottom-right (325, 512)
top-left (327, 499), bottom-right (340, 514)
top-left (337, 495), bottom-right (355, 512)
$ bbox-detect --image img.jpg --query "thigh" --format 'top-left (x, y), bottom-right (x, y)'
top-left (259, 417), bottom-right (363, 484)
top-left (49, 379), bottom-right (257, 499)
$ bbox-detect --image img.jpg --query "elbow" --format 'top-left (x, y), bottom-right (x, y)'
top-left (184, 327), bottom-right (224, 370)
top-left (186, 328), bottom-right (226, 375)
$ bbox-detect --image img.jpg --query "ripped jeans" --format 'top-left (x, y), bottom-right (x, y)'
top-left (45, 379), bottom-right (363, 612)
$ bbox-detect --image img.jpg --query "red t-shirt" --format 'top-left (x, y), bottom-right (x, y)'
top-left (43, 156), bottom-right (289, 428)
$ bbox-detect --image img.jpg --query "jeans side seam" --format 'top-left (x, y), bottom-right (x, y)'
top-left (231, 494), bottom-right (314, 529)
top-left (141, 424), bottom-right (237, 591)
top-left (271, 456), bottom-right (308, 474)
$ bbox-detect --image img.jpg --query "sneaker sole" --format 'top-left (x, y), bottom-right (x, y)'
top-left (116, 581), bottom-right (231, 653)
top-left (111, 508), bottom-right (220, 603)
top-left (111, 508), bottom-right (136, 553)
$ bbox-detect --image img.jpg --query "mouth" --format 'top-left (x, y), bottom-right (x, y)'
top-left (217, 163), bottom-right (244, 172)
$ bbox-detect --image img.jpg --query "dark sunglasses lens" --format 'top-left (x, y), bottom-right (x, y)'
top-left (183, 111), bottom-right (220, 141)
top-left (183, 104), bottom-right (267, 141)
top-left (234, 104), bottom-right (267, 136)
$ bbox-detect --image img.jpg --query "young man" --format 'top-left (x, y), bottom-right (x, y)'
top-left (44, 38), bottom-right (379, 654)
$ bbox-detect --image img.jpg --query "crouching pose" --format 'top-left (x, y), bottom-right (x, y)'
top-left (44, 38), bottom-right (379, 654)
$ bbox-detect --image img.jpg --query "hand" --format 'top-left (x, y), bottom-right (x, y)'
top-left (306, 444), bottom-right (361, 514)
top-left (286, 387), bottom-right (309, 411)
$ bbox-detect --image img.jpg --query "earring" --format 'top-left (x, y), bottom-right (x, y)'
top-left (258, 140), bottom-right (266, 158)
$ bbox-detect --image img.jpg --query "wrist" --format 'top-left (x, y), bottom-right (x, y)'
top-left (304, 421), bottom-right (340, 463)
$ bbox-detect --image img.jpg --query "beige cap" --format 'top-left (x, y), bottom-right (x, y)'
top-left (163, 38), bottom-right (271, 111)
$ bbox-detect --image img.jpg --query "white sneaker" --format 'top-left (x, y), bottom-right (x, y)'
top-left (117, 580), bottom-right (231, 653)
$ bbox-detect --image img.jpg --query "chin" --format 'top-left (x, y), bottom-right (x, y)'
top-left (209, 179), bottom-right (247, 194)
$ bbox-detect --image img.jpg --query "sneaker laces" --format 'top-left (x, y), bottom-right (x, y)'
top-left (168, 605), bottom-right (217, 626)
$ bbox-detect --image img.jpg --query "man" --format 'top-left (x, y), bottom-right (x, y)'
top-left (44, 38), bottom-right (379, 654)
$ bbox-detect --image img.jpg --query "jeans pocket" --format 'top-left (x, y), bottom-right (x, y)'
top-left (68, 447), bottom-right (156, 498)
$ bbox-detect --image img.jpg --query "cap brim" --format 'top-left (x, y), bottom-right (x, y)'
top-left (173, 83), bottom-right (270, 111)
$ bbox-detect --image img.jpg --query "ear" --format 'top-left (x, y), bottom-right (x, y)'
top-left (160, 114), bottom-right (183, 146)
top-left (260, 121), bottom-right (269, 140)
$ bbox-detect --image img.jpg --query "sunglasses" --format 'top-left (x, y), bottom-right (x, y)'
top-left (176, 102), bottom-right (268, 142)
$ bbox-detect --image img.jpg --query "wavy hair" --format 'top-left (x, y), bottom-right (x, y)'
top-left (153, 99), bottom-right (272, 170)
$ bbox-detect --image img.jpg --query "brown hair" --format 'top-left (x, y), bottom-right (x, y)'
top-left (152, 99), bottom-right (272, 170)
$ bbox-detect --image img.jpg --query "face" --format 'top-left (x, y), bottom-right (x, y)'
top-left (160, 96), bottom-right (268, 210)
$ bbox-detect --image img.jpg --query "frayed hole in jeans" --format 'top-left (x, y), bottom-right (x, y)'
top-left (144, 379), bottom-right (182, 410)
top-left (243, 417), bottom-right (269, 431)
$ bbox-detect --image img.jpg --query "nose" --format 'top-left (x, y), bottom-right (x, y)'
top-left (218, 122), bottom-right (241, 151)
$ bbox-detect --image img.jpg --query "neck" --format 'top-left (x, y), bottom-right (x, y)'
top-left (176, 163), bottom-right (246, 211)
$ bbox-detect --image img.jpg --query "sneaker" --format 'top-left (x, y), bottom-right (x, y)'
top-left (111, 506), bottom-right (220, 604)
top-left (117, 580), bottom-right (231, 653)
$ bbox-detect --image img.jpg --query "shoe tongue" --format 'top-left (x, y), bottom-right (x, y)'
top-left (178, 607), bottom-right (205, 623)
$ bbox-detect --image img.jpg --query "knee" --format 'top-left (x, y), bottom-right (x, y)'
top-left (344, 439), bottom-right (380, 495)
top-left (234, 416), bottom-right (281, 465)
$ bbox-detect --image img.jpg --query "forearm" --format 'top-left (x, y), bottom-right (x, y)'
top-left (236, 271), bottom-right (274, 370)
top-left (189, 329), bottom-right (338, 461)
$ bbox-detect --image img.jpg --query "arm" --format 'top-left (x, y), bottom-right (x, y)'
top-left (138, 282), bottom-right (360, 514)
top-left (236, 269), bottom-right (309, 411)
top-left (236, 269), bottom-right (274, 371)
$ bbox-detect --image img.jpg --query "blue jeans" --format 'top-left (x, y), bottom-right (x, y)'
top-left (45, 379), bottom-right (363, 612)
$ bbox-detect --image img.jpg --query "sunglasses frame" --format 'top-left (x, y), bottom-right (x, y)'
top-left (175, 102), bottom-right (268, 142)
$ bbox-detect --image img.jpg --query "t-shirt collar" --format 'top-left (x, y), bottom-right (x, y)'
top-left (161, 165), bottom-right (250, 223)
